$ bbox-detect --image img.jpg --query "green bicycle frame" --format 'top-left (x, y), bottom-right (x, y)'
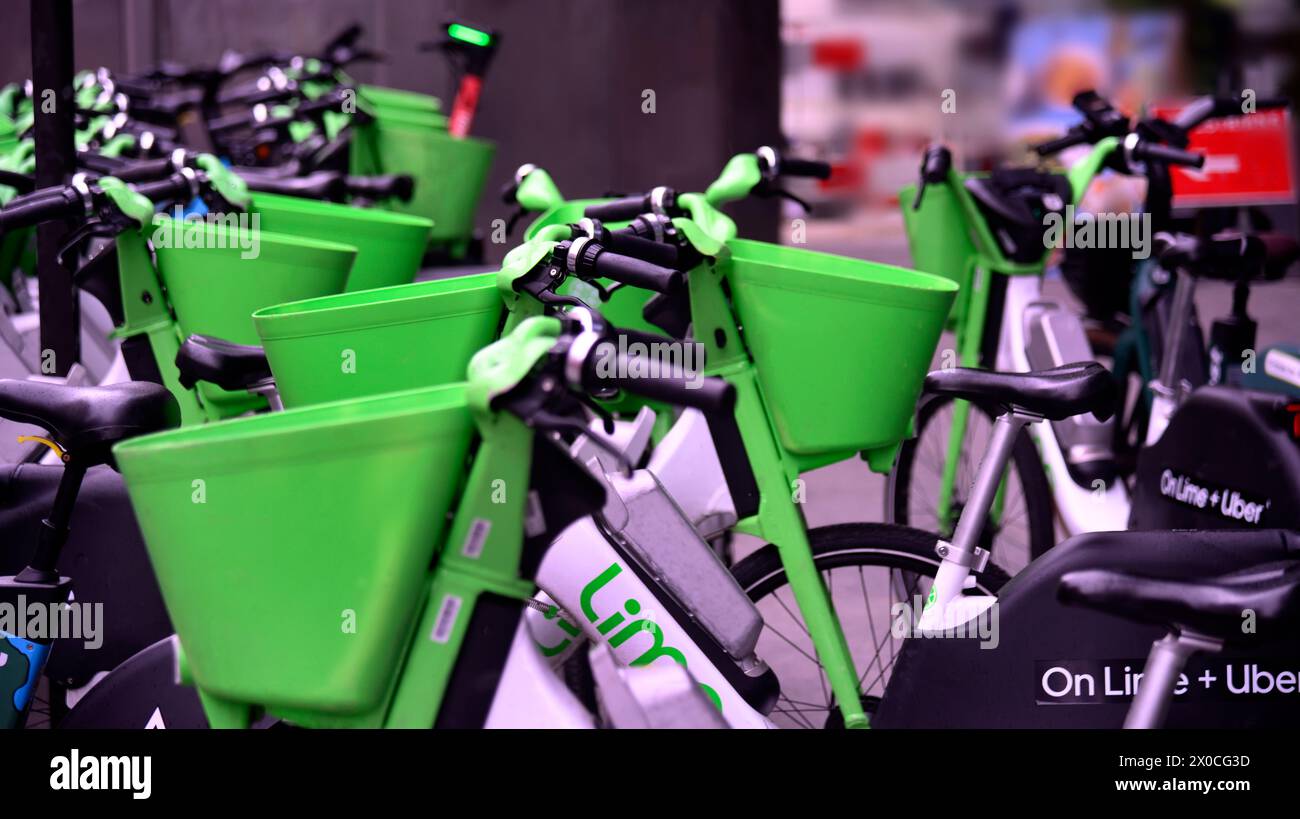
top-left (686, 252), bottom-right (871, 727)
top-left (509, 162), bottom-right (955, 728)
top-left (503, 211), bottom-right (896, 728)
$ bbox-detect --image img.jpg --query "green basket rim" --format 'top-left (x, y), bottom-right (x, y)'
top-left (358, 84), bottom-right (441, 108)
top-left (725, 241), bottom-right (957, 318)
top-left (252, 272), bottom-right (498, 337)
top-left (151, 216), bottom-right (361, 258)
top-left (115, 382), bottom-right (468, 475)
top-left (726, 238), bottom-right (958, 295)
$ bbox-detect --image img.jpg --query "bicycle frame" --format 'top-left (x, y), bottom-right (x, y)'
top-left (909, 138), bottom-right (1133, 538)
top-left (506, 152), bottom-right (947, 726)
top-left (529, 516), bottom-right (776, 728)
top-left (501, 222), bottom-right (882, 726)
top-left (522, 402), bottom-right (775, 728)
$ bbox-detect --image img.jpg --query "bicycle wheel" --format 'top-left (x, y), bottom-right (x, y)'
top-left (889, 396), bottom-right (1054, 574)
top-left (731, 523), bottom-right (1009, 729)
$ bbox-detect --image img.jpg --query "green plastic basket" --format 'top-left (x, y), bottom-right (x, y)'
top-left (251, 193), bottom-right (433, 293)
top-left (358, 84), bottom-right (443, 117)
top-left (113, 383), bottom-right (473, 720)
top-left (524, 199), bottom-right (660, 337)
top-left (351, 109), bottom-right (494, 248)
top-left (252, 272), bottom-right (502, 408)
top-left (151, 217), bottom-right (357, 415)
top-left (722, 238), bottom-right (958, 456)
top-left (899, 182), bottom-right (975, 324)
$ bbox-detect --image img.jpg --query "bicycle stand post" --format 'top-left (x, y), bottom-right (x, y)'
top-left (30, 0), bottom-right (81, 376)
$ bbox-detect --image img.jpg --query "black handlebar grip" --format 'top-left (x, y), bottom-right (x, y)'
top-left (100, 157), bottom-right (179, 184)
top-left (1133, 141), bottom-right (1205, 169)
top-left (1034, 131), bottom-right (1090, 156)
top-left (604, 231), bottom-right (683, 270)
top-left (1172, 97), bottom-right (1217, 132)
top-left (132, 173), bottom-right (200, 204)
top-left (1253, 97), bottom-right (1289, 110)
top-left (0, 189), bottom-right (82, 232)
top-left (780, 157), bottom-right (832, 180)
top-left (582, 354), bottom-right (734, 414)
top-left (591, 249), bottom-right (682, 293)
top-left (344, 174), bottom-right (414, 203)
top-left (584, 195), bottom-right (652, 223)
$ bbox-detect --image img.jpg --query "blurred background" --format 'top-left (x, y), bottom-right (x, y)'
top-left (4, 0), bottom-right (1296, 262)
top-left (779, 0), bottom-right (1299, 264)
top-left (2, 0), bottom-right (785, 257)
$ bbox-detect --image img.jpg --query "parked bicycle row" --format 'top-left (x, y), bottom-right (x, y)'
top-left (0, 22), bottom-right (1297, 730)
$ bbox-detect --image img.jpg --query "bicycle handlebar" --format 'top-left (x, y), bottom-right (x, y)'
top-left (1033, 130), bottom-right (1091, 156)
top-left (776, 156), bottom-right (832, 180)
top-left (1131, 140), bottom-right (1204, 169)
top-left (560, 238), bottom-right (683, 293)
top-left (603, 230), bottom-right (685, 269)
top-left (590, 248), bottom-right (683, 293)
top-left (584, 193), bottom-right (662, 223)
top-left (0, 188), bottom-right (85, 233)
top-left (1173, 94), bottom-right (1290, 132)
top-left (131, 172), bottom-right (202, 205)
top-left (81, 154), bottom-right (177, 183)
top-left (910, 144), bottom-right (952, 210)
top-left (580, 350), bottom-right (734, 414)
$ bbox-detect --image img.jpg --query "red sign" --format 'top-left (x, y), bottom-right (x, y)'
top-left (811, 38), bottom-right (864, 72)
top-left (1152, 103), bottom-right (1297, 208)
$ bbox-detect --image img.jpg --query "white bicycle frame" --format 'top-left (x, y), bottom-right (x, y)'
top-left (523, 406), bottom-right (774, 729)
top-left (924, 267), bottom-right (1192, 623)
top-left (484, 620), bottom-right (596, 728)
top-left (995, 274), bottom-right (1131, 535)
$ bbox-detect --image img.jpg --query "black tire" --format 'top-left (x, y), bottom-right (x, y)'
top-left (732, 523), bottom-right (1009, 729)
top-left (890, 396), bottom-right (1054, 574)
top-left (561, 650), bottom-right (599, 717)
top-left (22, 679), bottom-right (54, 729)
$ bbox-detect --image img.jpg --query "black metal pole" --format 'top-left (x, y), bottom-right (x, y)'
top-left (31, 0), bottom-right (79, 376)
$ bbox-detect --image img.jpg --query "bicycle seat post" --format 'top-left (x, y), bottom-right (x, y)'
top-left (1146, 266), bottom-right (1197, 445)
top-left (15, 458), bottom-right (88, 585)
top-left (1124, 630), bottom-right (1223, 729)
top-left (1155, 266), bottom-right (1197, 393)
top-left (928, 408), bottom-right (1038, 617)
